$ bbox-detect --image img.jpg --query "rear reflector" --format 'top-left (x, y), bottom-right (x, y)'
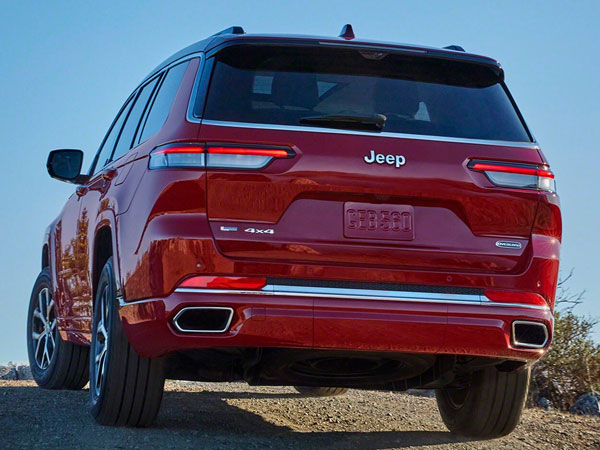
top-left (469, 159), bottom-right (555, 193)
top-left (179, 276), bottom-right (267, 290)
top-left (149, 143), bottom-right (293, 170)
top-left (485, 289), bottom-right (548, 307)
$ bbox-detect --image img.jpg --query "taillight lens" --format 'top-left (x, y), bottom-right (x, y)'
top-left (469, 160), bottom-right (556, 193)
top-left (485, 289), bottom-right (548, 307)
top-left (179, 276), bottom-right (267, 290)
top-left (149, 143), bottom-right (205, 169)
top-left (149, 143), bottom-right (293, 170)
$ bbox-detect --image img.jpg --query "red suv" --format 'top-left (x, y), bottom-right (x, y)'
top-left (28, 25), bottom-right (561, 437)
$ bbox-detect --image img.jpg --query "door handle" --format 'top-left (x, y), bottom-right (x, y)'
top-left (101, 168), bottom-right (117, 181)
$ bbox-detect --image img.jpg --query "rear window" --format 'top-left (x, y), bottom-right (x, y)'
top-left (201, 45), bottom-right (531, 142)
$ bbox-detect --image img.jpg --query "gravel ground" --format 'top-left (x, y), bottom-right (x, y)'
top-left (1, 380), bottom-right (598, 449)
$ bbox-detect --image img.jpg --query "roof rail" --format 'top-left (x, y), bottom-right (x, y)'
top-left (339, 24), bottom-right (355, 40)
top-left (212, 26), bottom-right (245, 37)
top-left (443, 45), bottom-right (465, 52)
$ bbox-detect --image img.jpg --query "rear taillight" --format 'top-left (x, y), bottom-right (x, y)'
top-left (468, 159), bottom-right (556, 193)
top-left (149, 143), bottom-right (294, 170)
top-left (179, 276), bottom-right (267, 290)
top-left (485, 289), bottom-right (548, 307)
top-left (149, 143), bottom-right (205, 169)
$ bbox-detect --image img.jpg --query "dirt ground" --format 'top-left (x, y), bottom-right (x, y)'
top-left (0, 380), bottom-right (598, 449)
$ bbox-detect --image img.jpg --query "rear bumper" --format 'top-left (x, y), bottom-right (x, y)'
top-left (119, 287), bottom-right (553, 361)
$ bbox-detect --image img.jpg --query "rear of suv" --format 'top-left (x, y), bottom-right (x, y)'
top-left (29, 25), bottom-right (561, 438)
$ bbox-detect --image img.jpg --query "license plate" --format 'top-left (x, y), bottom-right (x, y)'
top-left (344, 202), bottom-right (414, 240)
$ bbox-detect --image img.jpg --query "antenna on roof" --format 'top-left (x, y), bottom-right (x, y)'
top-left (339, 24), bottom-right (355, 40)
top-left (443, 45), bottom-right (465, 52)
top-left (212, 26), bottom-right (245, 36)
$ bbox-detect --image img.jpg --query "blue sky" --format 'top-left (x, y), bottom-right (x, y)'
top-left (1, 1), bottom-right (598, 363)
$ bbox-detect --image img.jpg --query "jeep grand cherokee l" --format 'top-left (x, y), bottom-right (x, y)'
top-left (28, 25), bottom-right (561, 438)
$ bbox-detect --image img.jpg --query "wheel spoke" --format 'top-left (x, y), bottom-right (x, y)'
top-left (95, 344), bottom-right (106, 365)
top-left (33, 308), bottom-right (46, 324)
top-left (32, 287), bottom-right (56, 369)
top-left (97, 321), bottom-right (107, 340)
top-left (99, 351), bottom-right (107, 383)
top-left (95, 348), bottom-right (105, 392)
top-left (103, 290), bottom-right (109, 323)
top-left (42, 336), bottom-right (50, 368)
top-left (35, 332), bottom-right (46, 362)
top-left (92, 286), bottom-right (111, 398)
top-left (47, 298), bottom-right (55, 314)
top-left (38, 291), bottom-right (45, 320)
top-left (95, 370), bottom-right (102, 392)
top-left (48, 330), bottom-right (56, 348)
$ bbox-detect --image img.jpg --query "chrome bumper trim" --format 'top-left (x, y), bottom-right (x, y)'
top-left (173, 285), bottom-right (550, 311)
top-left (118, 296), bottom-right (161, 307)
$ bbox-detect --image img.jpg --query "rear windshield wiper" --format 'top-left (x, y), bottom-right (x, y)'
top-left (299, 114), bottom-right (386, 131)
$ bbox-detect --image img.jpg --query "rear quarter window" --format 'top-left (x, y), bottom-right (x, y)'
top-left (138, 61), bottom-right (189, 143)
top-left (111, 76), bottom-right (160, 162)
top-left (91, 97), bottom-right (134, 175)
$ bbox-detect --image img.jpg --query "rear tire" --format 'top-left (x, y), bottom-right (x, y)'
top-left (436, 366), bottom-right (530, 439)
top-left (294, 386), bottom-right (349, 397)
top-left (27, 268), bottom-right (89, 390)
top-left (89, 258), bottom-right (165, 427)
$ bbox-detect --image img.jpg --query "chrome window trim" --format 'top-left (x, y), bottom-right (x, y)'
top-left (138, 51), bottom-right (205, 91)
top-left (137, 59), bottom-right (195, 146)
top-left (200, 120), bottom-right (540, 149)
top-left (172, 306), bottom-right (234, 334)
top-left (186, 53), bottom-right (206, 124)
top-left (90, 51), bottom-right (205, 176)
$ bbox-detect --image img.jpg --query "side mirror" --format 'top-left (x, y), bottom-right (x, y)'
top-left (47, 149), bottom-right (87, 184)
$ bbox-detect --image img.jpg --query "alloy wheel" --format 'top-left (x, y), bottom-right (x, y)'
top-left (31, 287), bottom-right (57, 370)
top-left (92, 286), bottom-right (110, 398)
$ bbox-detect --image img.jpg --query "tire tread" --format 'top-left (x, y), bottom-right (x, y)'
top-left (436, 366), bottom-right (530, 439)
top-left (89, 258), bottom-right (165, 427)
top-left (27, 268), bottom-right (89, 391)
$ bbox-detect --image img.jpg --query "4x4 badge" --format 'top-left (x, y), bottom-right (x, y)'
top-left (364, 150), bottom-right (406, 168)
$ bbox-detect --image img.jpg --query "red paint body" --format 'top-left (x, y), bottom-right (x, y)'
top-left (44, 33), bottom-right (561, 382)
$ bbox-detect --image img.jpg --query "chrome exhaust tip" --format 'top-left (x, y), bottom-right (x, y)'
top-left (172, 306), bottom-right (234, 333)
top-left (511, 320), bottom-right (549, 349)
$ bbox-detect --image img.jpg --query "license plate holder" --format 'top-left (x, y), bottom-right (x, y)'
top-left (344, 202), bottom-right (415, 241)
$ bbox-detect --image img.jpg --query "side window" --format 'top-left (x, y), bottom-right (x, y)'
top-left (111, 76), bottom-right (160, 162)
top-left (92, 97), bottom-right (134, 175)
top-left (138, 61), bottom-right (189, 143)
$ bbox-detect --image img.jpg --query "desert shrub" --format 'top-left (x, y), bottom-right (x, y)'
top-left (529, 272), bottom-right (600, 410)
